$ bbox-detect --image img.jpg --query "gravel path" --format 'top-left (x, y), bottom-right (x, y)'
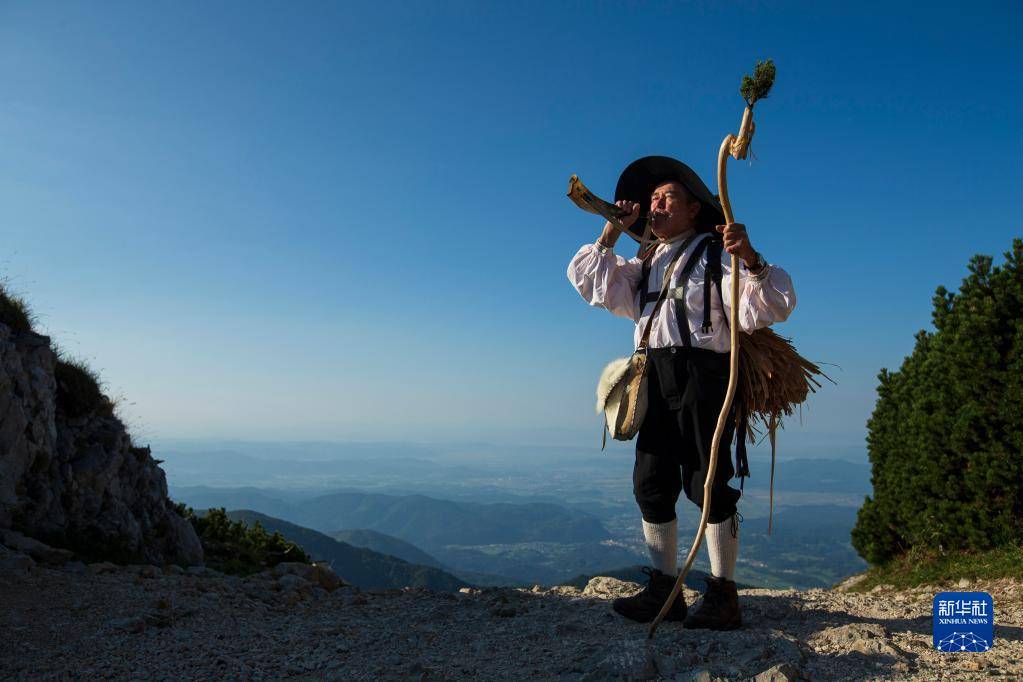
top-left (1, 553), bottom-right (1021, 681)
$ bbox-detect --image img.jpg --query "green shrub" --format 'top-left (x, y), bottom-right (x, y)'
top-left (0, 284), bottom-right (34, 334)
top-left (179, 506), bottom-right (311, 575)
top-left (852, 238), bottom-right (1023, 565)
top-left (54, 356), bottom-right (115, 418)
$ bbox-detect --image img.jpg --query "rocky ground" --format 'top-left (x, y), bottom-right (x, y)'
top-left (2, 539), bottom-right (1022, 681)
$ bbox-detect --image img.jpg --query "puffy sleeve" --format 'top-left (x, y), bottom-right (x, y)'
top-left (719, 253), bottom-right (797, 332)
top-left (567, 243), bottom-right (644, 322)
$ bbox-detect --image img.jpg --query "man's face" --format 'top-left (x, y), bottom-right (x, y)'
top-left (648, 181), bottom-right (700, 238)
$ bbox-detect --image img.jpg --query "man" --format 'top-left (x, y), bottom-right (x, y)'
top-left (566, 156), bottom-right (796, 629)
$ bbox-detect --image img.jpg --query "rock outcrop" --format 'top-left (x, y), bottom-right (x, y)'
top-left (0, 323), bottom-right (202, 566)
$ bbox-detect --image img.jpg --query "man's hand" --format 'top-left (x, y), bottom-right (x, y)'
top-left (597, 200), bottom-right (640, 248)
top-left (715, 223), bottom-right (757, 268)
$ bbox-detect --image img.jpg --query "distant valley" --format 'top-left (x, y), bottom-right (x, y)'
top-left (166, 440), bottom-right (870, 590)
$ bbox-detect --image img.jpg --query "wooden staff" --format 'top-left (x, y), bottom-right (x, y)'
top-left (648, 59), bottom-right (777, 639)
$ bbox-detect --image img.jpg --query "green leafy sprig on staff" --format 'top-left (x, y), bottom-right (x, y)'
top-left (740, 59), bottom-right (776, 107)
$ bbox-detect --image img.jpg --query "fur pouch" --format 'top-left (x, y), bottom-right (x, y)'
top-left (596, 352), bottom-right (649, 445)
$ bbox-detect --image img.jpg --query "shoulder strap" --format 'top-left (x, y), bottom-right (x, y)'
top-left (637, 250), bottom-right (654, 309)
top-left (636, 233), bottom-right (700, 350)
top-left (670, 235), bottom-right (713, 348)
top-left (703, 237), bottom-right (725, 333)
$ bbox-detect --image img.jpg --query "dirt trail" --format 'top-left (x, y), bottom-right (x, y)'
top-left (1, 551), bottom-right (1020, 680)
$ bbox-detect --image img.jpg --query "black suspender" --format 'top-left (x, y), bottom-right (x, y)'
top-left (636, 235), bottom-right (731, 345)
top-left (704, 237), bottom-right (724, 333)
top-left (671, 236), bottom-right (713, 348)
top-left (637, 233), bottom-right (701, 310)
top-left (638, 235), bottom-right (695, 311)
top-left (638, 256), bottom-right (652, 304)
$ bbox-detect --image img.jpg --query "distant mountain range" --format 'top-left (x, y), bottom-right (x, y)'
top-left (299, 492), bottom-right (610, 546)
top-left (168, 453), bottom-right (872, 590)
top-left (332, 529), bottom-right (444, 568)
top-left (175, 487), bottom-right (610, 549)
top-left (224, 510), bottom-right (468, 592)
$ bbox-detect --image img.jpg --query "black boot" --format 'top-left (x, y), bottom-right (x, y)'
top-left (611, 567), bottom-right (686, 623)
top-left (683, 576), bottom-right (742, 630)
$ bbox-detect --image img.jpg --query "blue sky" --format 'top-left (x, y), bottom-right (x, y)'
top-left (1, 2), bottom-right (1020, 459)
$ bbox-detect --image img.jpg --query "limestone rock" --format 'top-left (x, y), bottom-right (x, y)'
top-left (312, 563), bottom-right (342, 592)
top-left (277, 574), bottom-right (308, 592)
top-left (812, 622), bottom-right (908, 660)
top-left (833, 573), bottom-right (867, 592)
top-left (0, 528), bottom-right (73, 565)
top-left (0, 324), bottom-right (203, 566)
top-left (273, 561), bottom-right (318, 583)
top-left (546, 584), bottom-right (582, 597)
top-left (753, 662), bottom-right (800, 682)
top-left (578, 640), bottom-right (654, 681)
top-left (582, 575), bottom-right (639, 599)
top-left (735, 629), bottom-right (804, 672)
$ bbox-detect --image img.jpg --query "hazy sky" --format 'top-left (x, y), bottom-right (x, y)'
top-left (2, 2), bottom-right (1020, 458)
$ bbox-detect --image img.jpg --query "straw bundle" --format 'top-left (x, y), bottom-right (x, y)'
top-left (736, 327), bottom-right (831, 441)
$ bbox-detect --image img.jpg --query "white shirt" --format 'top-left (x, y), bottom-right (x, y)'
top-left (567, 231), bottom-right (797, 352)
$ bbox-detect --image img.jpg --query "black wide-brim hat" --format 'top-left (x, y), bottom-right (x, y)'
top-left (614, 156), bottom-right (726, 239)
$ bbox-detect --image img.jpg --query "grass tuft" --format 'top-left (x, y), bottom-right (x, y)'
top-left (0, 283), bottom-right (35, 334)
top-left (847, 544), bottom-right (1023, 592)
top-left (53, 354), bottom-right (116, 419)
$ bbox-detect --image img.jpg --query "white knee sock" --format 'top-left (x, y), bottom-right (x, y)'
top-left (706, 515), bottom-right (739, 581)
top-left (642, 517), bottom-right (678, 575)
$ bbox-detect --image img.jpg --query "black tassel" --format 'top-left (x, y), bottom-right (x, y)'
top-left (735, 410), bottom-right (751, 479)
top-left (729, 511), bottom-right (744, 539)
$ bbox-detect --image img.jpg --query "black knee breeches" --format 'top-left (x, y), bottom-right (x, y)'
top-left (633, 346), bottom-right (742, 525)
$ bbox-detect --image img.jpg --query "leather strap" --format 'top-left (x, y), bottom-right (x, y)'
top-left (703, 237), bottom-right (724, 333)
top-left (638, 257), bottom-right (653, 307)
top-left (670, 236), bottom-right (713, 349)
top-left (620, 353), bottom-right (648, 431)
top-left (636, 233), bottom-right (701, 351)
